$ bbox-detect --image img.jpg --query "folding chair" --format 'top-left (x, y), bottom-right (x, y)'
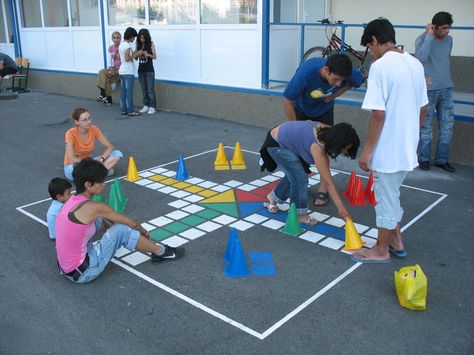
top-left (10, 57), bottom-right (30, 93)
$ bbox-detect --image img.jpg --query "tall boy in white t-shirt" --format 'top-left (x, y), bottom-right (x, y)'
top-left (352, 18), bottom-right (428, 264)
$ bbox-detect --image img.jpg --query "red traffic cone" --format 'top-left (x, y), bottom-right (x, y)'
top-left (343, 171), bottom-right (356, 201)
top-left (351, 178), bottom-right (366, 206)
top-left (365, 171), bottom-right (377, 205)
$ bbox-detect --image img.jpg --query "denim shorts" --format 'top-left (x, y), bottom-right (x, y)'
top-left (374, 171), bottom-right (408, 230)
top-left (64, 150), bottom-right (123, 180)
top-left (63, 223), bottom-right (140, 284)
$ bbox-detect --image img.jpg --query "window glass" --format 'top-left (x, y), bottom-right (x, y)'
top-left (149, 0), bottom-right (195, 25)
top-left (107, 0), bottom-right (146, 26)
top-left (0, 1), bottom-right (6, 42)
top-left (201, 0), bottom-right (257, 24)
top-left (19, 0), bottom-right (42, 27)
top-left (4, 0), bottom-right (12, 42)
top-left (71, 0), bottom-right (100, 26)
top-left (43, 0), bottom-right (69, 27)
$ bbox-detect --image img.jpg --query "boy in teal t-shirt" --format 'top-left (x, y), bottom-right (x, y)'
top-left (47, 178), bottom-right (72, 240)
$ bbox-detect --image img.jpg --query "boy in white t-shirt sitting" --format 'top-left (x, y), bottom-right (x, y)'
top-left (47, 178), bottom-right (72, 240)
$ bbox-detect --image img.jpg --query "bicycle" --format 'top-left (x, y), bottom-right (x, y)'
top-left (303, 19), bottom-right (405, 78)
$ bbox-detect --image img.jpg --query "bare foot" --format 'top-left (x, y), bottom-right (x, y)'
top-left (352, 248), bottom-right (390, 262)
top-left (266, 194), bottom-right (278, 213)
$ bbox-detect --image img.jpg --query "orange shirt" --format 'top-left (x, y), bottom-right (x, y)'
top-left (64, 125), bottom-right (103, 164)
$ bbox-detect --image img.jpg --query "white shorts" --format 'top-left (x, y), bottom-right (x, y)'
top-left (374, 171), bottom-right (408, 230)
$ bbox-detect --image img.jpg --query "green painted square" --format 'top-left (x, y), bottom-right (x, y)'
top-left (163, 221), bottom-right (190, 234)
top-left (196, 209), bottom-right (221, 219)
top-left (150, 229), bottom-right (172, 241)
top-left (181, 215), bottom-right (207, 226)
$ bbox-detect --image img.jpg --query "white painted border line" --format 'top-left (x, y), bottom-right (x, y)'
top-left (401, 193), bottom-right (447, 232)
top-left (110, 259), bottom-right (265, 339)
top-left (16, 207), bottom-right (48, 227)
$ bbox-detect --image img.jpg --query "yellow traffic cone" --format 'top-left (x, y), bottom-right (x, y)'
top-left (214, 143), bottom-right (230, 170)
top-left (126, 156), bottom-right (139, 181)
top-left (343, 218), bottom-right (365, 250)
top-left (230, 142), bottom-right (246, 170)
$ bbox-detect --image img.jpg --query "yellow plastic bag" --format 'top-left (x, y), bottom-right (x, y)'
top-left (394, 264), bottom-right (428, 311)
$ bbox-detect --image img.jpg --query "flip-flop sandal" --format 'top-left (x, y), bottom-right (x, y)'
top-left (300, 215), bottom-right (318, 225)
top-left (314, 192), bottom-right (329, 206)
top-left (389, 245), bottom-right (408, 258)
top-left (266, 201), bottom-right (279, 213)
top-left (350, 254), bottom-right (391, 264)
top-left (120, 112), bottom-right (127, 115)
top-left (128, 112), bottom-right (142, 116)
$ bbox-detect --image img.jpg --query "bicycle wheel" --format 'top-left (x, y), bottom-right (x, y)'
top-left (303, 46), bottom-right (328, 61)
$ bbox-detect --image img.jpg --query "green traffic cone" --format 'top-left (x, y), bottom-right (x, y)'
top-left (108, 182), bottom-right (120, 212)
top-left (282, 203), bottom-right (304, 236)
top-left (92, 193), bottom-right (106, 203)
top-left (112, 179), bottom-right (128, 213)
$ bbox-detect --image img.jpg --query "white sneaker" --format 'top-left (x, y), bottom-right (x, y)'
top-left (139, 106), bottom-right (149, 113)
top-left (147, 107), bottom-right (156, 115)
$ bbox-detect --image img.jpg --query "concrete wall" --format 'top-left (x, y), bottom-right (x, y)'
top-left (25, 70), bottom-right (474, 167)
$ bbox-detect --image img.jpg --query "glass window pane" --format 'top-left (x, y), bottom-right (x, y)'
top-left (149, 0), bottom-right (195, 25)
top-left (43, 0), bottom-right (69, 27)
top-left (201, 0), bottom-right (257, 24)
top-left (107, 0), bottom-right (146, 26)
top-left (19, 0), bottom-right (42, 27)
top-left (0, 2), bottom-right (6, 42)
top-left (71, 0), bottom-right (100, 26)
top-left (4, 0), bottom-right (13, 42)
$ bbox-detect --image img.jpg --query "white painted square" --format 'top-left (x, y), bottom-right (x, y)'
top-left (361, 236), bottom-right (377, 248)
top-left (325, 217), bottom-right (346, 228)
top-left (149, 216), bottom-right (173, 227)
top-left (114, 246), bottom-right (130, 258)
top-left (158, 186), bottom-right (178, 194)
top-left (224, 180), bottom-right (243, 187)
top-left (244, 214), bottom-right (268, 224)
top-left (166, 210), bottom-right (190, 220)
top-left (230, 220), bottom-right (254, 231)
top-left (319, 238), bottom-right (345, 250)
top-left (354, 223), bottom-right (369, 234)
top-left (330, 170), bottom-right (338, 176)
top-left (168, 200), bottom-right (190, 209)
top-left (141, 222), bottom-right (156, 232)
top-left (181, 204), bottom-right (205, 214)
top-left (170, 190), bottom-right (191, 198)
top-left (249, 179), bottom-right (268, 187)
top-left (135, 179), bottom-right (154, 186)
top-left (309, 211), bottom-right (330, 222)
top-left (179, 228), bottom-right (206, 240)
top-left (261, 175), bottom-right (280, 182)
top-left (238, 184), bottom-right (257, 191)
top-left (196, 221), bottom-right (222, 232)
top-left (213, 215), bottom-right (237, 225)
top-left (183, 194), bottom-right (204, 203)
top-left (211, 184), bottom-right (231, 192)
top-left (309, 166), bottom-right (318, 173)
top-left (276, 203), bottom-right (289, 211)
top-left (186, 177), bottom-right (204, 184)
top-left (139, 171), bottom-right (155, 178)
top-left (162, 170), bottom-right (176, 177)
top-left (299, 231), bottom-right (326, 243)
top-left (161, 236), bottom-right (188, 247)
top-left (262, 219), bottom-right (285, 230)
top-left (122, 252), bottom-right (150, 266)
top-left (146, 182), bottom-right (165, 190)
top-left (272, 171), bottom-right (285, 177)
top-left (308, 178), bottom-right (320, 186)
top-left (150, 167), bottom-right (168, 174)
top-left (198, 181), bottom-right (217, 188)
top-left (365, 228), bottom-right (378, 238)
top-left (312, 174), bottom-right (321, 179)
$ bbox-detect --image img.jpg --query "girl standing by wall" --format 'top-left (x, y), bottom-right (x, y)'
top-left (136, 29), bottom-right (157, 115)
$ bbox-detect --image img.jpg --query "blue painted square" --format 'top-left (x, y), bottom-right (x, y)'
top-left (252, 263), bottom-right (277, 277)
top-left (249, 252), bottom-right (273, 263)
top-left (309, 223), bottom-right (338, 236)
top-left (259, 208), bottom-right (287, 222)
top-left (239, 202), bottom-right (266, 218)
top-left (330, 228), bottom-right (346, 241)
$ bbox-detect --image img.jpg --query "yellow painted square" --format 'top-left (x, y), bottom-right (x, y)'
top-left (185, 186), bottom-right (204, 193)
top-left (149, 175), bottom-right (167, 181)
top-left (197, 189), bottom-right (218, 197)
top-left (173, 182), bottom-right (191, 189)
top-left (161, 178), bottom-right (179, 185)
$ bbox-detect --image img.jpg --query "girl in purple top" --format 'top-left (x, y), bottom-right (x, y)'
top-left (262, 121), bottom-right (359, 224)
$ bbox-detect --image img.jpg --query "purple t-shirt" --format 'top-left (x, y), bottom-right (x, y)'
top-left (277, 121), bottom-right (319, 164)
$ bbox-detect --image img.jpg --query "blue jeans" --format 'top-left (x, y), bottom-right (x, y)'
top-left (138, 72), bottom-right (156, 108)
top-left (63, 223), bottom-right (140, 284)
top-left (64, 150), bottom-right (123, 180)
top-left (418, 88), bottom-right (454, 164)
top-left (119, 74), bottom-right (135, 114)
top-left (267, 146), bottom-right (309, 215)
